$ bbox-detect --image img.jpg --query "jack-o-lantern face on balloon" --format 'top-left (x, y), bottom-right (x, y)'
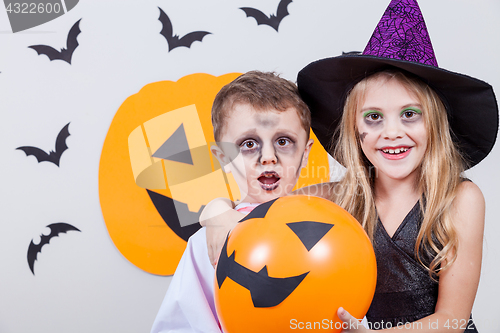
top-left (214, 195), bottom-right (377, 333)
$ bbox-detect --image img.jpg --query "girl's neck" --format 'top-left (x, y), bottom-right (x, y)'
top-left (374, 171), bottom-right (421, 207)
top-left (374, 172), bottom-right (422, 237)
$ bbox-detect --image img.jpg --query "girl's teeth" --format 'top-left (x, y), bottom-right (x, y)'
top-left (383, 148), bottom-right (408, 154)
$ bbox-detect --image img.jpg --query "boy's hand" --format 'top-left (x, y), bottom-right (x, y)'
top-left (199, 197), bottom-right (234, 227)
top-left (200, 197), bottom-right (243, 266)
top-left (205, 209), bottom-right (243, 266)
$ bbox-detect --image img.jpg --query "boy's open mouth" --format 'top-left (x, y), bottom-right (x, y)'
top-left (258, 171), bottom-right (280, 191)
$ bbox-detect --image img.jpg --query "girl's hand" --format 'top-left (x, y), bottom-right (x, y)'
top-left (338, 308), bottom-right (369, 333)
top-left (200, 198), bottom-right (243, 266)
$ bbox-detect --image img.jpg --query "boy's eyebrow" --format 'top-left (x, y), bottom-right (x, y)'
top-left (235, 128), bottom-right (258, 137)
top-left (273, 130), bottom-right (299, 140)
top-left (230, 129), bottom-right (301, 145)
top-left (232, 129), bottom-right (259, 144)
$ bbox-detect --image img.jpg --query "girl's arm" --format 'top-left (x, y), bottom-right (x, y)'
top-left (339, 181), bottom-right (485, 332)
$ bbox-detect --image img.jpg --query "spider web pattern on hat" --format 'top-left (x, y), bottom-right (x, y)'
top-left (363, 0), bottom-right (438, 66)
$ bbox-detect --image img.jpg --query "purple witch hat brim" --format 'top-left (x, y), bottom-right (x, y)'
top-left (297, 0), bottom-right (499, 168)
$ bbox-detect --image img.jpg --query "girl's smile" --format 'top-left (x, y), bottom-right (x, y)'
top-left (357, 76), bottom-right (427, 182)
top-left (379, 146), bottom-right (412, 160)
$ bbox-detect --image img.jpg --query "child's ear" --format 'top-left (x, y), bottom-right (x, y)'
top-left (300, 138), bottom-right (314, 169)
top-left (211, 145), bottom-right (232, 173)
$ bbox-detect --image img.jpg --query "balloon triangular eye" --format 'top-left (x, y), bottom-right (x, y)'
top-left (238, 198), bottom-right (278, 223)
top-left (286, 221), bottom-right (334, 251)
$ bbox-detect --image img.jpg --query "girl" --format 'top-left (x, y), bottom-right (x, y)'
top-left (298, 69), bottom-right (486, 332)
top-left (296, 0), bottom-right (497, 331)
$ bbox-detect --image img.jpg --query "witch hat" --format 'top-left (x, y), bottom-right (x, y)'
top-left (297, 0), bottom-right (498, 168)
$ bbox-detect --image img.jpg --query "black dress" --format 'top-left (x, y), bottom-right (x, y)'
top-left (366, 201), bottom-right (478, 332)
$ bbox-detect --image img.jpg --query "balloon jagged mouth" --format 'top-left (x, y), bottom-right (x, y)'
top-left (216, 236), bottom-right (309, 308)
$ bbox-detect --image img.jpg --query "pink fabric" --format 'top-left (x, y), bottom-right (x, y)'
top-left (235, 202), bottom-right (260, 214)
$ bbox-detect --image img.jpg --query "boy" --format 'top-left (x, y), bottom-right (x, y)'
top-left (150, 71), bottom-right (313, 333)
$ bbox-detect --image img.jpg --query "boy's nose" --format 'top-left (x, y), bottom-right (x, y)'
top-left (260, 145), bottom-right (277, 165)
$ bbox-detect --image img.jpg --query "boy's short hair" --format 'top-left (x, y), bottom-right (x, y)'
top-left (212, 71), bottom-right (311, 142)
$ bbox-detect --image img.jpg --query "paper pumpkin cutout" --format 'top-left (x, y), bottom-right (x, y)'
top-left (99, 73), bottom-right (331, 275)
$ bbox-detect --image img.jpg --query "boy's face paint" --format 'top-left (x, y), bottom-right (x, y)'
top-left (356, 77), bottom-right (427, 183)
top-left (214, 103), bottom-right (313, 204)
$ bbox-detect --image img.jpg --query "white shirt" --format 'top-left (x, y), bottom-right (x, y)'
top-left (151, 203), bottom-right (256, 333)
top-left (150, 227), bottom-right (221, 333)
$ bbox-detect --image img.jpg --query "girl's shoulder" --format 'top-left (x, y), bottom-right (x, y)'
top-left (455, 180), bottom-right (484, 207)
top-left (452, 180), bottom-right (485, 230)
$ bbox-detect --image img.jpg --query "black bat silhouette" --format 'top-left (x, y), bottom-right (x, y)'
top-left (342, 51), bottom-right (362, 55)
top-left (16, 122), bottom-right (70, 167)
top-left (27, 223), bottom-right (81, 275)
top-left (216, 235), bottom-right (309, 307)
top-left (28, 19), bottom-right (81, 64)
top-left (158, 7), bottom-right (211, 51)
top-left (240, 0), bottom-right (292, 32)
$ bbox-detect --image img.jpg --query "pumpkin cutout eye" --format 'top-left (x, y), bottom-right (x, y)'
top-left (286, 221), bottom-right (334, 251)
top-left (152, 124), bottom-right (193, 164)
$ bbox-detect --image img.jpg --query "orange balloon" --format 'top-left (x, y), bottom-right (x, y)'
top-left (214, 195), bottom-right (376, 332)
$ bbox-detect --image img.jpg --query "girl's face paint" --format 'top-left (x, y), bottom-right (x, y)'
top-left (214, 103), bottom-right (313, 203)
top-left (356, 77), bottom-right (427, 183)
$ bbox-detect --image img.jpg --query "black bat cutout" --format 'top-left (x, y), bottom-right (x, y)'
top-left (240, 0), bottom-right (292, 32)
top-left (16, 122), bottom-right (70, 167)
top-left (28, 19), bottom-right (81, 64)
top-left (158, 7), bottom-right (211, 51)
top-left (217, 236), bottom-right (309, 307)
top-left (342, 51), bottom-right (362, 55)
top-left (27, 223), bottom-right (81, 275)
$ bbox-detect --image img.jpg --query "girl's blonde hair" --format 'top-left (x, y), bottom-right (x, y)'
top-left (330, 70), bottom-right (465, 278)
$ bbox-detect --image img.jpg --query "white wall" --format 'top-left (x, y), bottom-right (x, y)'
top-left (1, 0), bottom-right (499, 332)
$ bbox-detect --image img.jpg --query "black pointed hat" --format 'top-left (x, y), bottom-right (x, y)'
top-left (297, 0), bottom-right (498, 168)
